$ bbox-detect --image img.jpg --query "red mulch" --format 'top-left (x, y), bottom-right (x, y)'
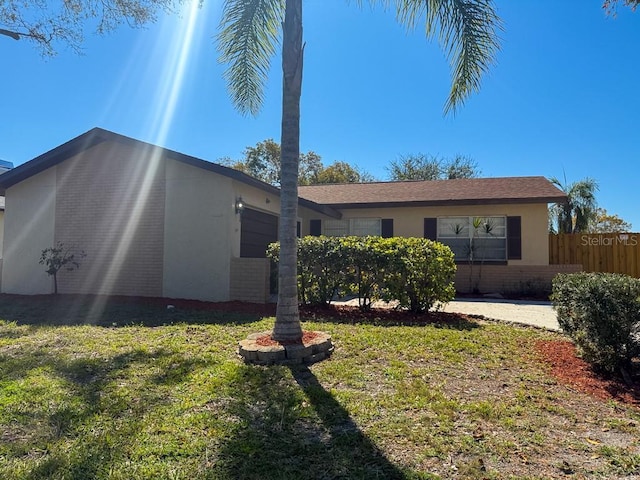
top-left (255, 330), bottom-right (321, 347)
top-left (298, 304), bottom-right (471, 325)
top-left (535, 340), bottom-right (640, 408)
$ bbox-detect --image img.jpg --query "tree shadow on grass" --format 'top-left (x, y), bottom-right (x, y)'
top-left (0, 344), bottom-right (208, 479)
top-left (212, 363), bottom-right (411, 479)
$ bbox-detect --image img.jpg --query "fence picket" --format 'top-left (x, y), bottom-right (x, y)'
top-left (549, 233), bottom-right (640, 278)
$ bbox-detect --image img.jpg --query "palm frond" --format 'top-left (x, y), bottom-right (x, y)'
top-left (217, 0), bottom-right (285, 116)
top-left (389, 0), bottom-right (501, 114)
top-left (549, 176), bottom-right (599, 233)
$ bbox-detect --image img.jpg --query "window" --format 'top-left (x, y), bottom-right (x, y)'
top-left (437, 216), bottom-right (507, 262)
top-left (322, 218), bottom-right (381, 237)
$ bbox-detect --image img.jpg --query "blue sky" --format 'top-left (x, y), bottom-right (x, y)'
top-left (2, 1), bottom-right (639, 228)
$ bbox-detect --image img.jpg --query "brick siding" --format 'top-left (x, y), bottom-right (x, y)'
top-left (455, 264), bottom-right (583, 295)
top-left (54, 142), bottom-right (165, 296)
top-left (229, 258), bottom-right (270, 303)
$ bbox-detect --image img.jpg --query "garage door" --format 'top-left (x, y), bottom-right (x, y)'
top-left (240, 208), bottom-right (278, 258)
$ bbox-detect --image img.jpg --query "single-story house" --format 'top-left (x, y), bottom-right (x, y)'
top-left (0, 128), bottom-right (580, 302)
top-left (299, 180), bottom-right (581, 294)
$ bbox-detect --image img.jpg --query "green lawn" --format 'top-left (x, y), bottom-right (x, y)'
top-left (0, 295), bottom-right (638, 479)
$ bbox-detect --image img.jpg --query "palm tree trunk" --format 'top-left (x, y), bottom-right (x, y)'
top-left (273, 0), bottom-right (303, 342)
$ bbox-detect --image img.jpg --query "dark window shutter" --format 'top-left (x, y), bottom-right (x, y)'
top-left (507, 216), bottom-right (522, 260)
top-left (424, 218), bottom-right (437, 240)
top-left (310, 219), bottom-right (321, 236)
top-left (296, 221), bottom-right (301, 238)
top-left (381, 219), bottom-right (393, 238)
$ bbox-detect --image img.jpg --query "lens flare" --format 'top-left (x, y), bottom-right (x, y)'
top-left (84, 0), bottom-right (206, 318)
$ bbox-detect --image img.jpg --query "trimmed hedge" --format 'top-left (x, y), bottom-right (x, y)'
top-left (268, 236), bottom-right (456, 313)
top-left (551, 272), bottom-right (640, 374)
top-left (378, 237), bottom-right (457, 313)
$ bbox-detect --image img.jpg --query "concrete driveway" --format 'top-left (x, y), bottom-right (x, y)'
top-left (443, 298), bottom-right (560, 331)
top-left (335, 296), bottom-right (561, 331)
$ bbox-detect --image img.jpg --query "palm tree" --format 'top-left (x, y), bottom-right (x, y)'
top-left (550, 176), bottom-right (599, 233)
top-left (218, 0), bottom-right (501, 342)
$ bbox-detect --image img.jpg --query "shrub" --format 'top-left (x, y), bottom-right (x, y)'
top-left (551, 272), bottom-right (640, 374)
top-left (340, 236), bottom-right (388, 310)
top-left (269, 236), bottom-right (456, 313)
top-left (39, 242), bottom-right (86, 294)
top-left (268, 236), bottom-right (349, 306)
top-left (381, 237), bottom-right (456, 313)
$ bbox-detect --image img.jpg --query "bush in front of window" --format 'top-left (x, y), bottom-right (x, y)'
top-left (551, 272), bottom-right (640, 375)
top-left (381, 238), bottom-right (457, 314)
top-left (268, 236), bottom-right (456, 313)
top-left (340, 236), bottom-right (389, 310)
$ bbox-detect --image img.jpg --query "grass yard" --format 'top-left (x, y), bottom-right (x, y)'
top-left (0, 295), bottom-right (639, 479)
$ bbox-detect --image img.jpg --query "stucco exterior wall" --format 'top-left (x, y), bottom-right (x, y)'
top-left (232, 183), bottom-right (281, 217)
top-left (0, 210), bottom-right (4, 259)
top-left (55, 141), bottom-right (166, 296)
top-left (297, 204), bottom-right (330, 236)
top-left (163, 160), bottom-right (236, 301)
top-left (300, 203), bottom-right (550, 266)
top-left (2, 168), bottom-right (57, 294)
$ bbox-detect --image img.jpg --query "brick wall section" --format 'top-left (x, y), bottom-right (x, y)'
top-left (230, 258), bottom-right (270, 303)
top-left (54, 142), bottom-right (166, 296)
top-left (455, 264), bottom-right (583, 295)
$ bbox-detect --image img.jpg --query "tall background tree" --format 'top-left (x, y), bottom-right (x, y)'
top-left (311, 161), bottom-right (375, 184)
top-left (549, 176), bottom-right (599, 234)
top-left (587, 208), bottom-right (633, 233)
top-left (0, 0), bottom-right (178, 55)
top-left (218, 0), bottom-right (501, 342)
top-left (221, 138), bottom-right (322, 186)
top-left (387, 153), bottom-right (480, 181)
top-left (221, 139), bottom-right (374, 185)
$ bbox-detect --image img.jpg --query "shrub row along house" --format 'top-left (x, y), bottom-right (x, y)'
top-left (0, 128), bottom-right (580, 302)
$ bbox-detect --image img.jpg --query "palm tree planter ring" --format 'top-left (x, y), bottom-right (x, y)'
top-left (238, 330), bottom-right (334, 365)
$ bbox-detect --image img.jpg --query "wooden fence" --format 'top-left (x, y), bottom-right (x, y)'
top-left (549, 233), bottom-right (640, 278)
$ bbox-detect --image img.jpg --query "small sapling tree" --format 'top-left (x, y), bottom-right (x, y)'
top-left (39, 242), bottom-right (86, 294)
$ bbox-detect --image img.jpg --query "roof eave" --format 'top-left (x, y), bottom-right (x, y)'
top-left (309, 196), bottom-right (568, 209)
top-left (0, 128), bottom-right (110, 195)
top-left (168, 152), bottom-right (342, 218)
top-left (0, 127), bottom-right (342, 218)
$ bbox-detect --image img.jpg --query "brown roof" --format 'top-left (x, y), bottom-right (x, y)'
top-left (298, 176), bottom-right (566, 208)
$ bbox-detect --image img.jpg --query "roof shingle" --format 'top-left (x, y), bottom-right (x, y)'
top-left (298, 177), bottom-right (566, 208)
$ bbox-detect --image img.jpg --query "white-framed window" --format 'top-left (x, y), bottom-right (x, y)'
top-left (323, 218), bottom-right (381, 237)
top-left (437, 216), bottom-right (507, 262)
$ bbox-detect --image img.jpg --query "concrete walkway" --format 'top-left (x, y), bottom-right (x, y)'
top-left (336, 296), bottom-right (561, 331)
top-left (442, 298), bottom-right (560, 331)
